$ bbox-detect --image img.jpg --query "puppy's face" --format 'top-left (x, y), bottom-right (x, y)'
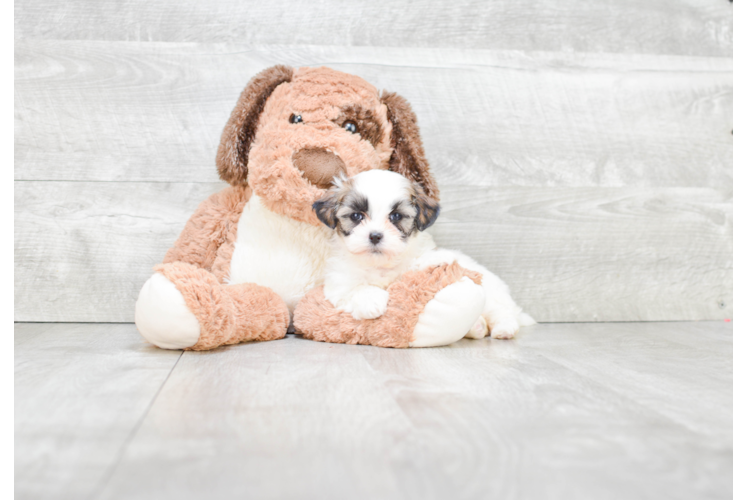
top-left (314, 170), bottom-right (440, 261)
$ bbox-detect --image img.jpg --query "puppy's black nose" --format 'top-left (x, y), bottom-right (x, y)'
top-left (369, 232), bottom-right (383, 245)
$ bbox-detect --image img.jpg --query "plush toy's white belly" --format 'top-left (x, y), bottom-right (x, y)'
top-left (230, 195), bottom-right (331, 312)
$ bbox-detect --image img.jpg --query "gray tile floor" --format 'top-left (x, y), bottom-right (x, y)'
top-left (15, 322), bottom-right (732, 500)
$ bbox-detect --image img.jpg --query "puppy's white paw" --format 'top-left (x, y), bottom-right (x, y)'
top-left (489, 317), bottom-right (520, 340)
top-left (465, 315), bottom-right (489, 339)
top-left (349, 286), bottom-right (389, 320)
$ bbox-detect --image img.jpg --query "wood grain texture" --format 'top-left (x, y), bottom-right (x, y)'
top-left (431, 186), bottom-right (733, 322)
top-left (732, 320), bottom-right (748, 420)
top-left (14, 181), bottom-right (224, 322)
top-left (80, 321), bottom-right (730, 500)
top-left (14, 181), bottom-right (732, 322)
top-left (14, 323), bottom-right (181, 500)
top-left (14, 0), bottom-right (733, 57)
top-left (15, 41), bottom-right (733, 188)
top-left (13, 2), bottom-right (733, 324)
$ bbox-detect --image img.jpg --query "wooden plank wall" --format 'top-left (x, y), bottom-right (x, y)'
top-left (14, 1), bottom-right (733, 323)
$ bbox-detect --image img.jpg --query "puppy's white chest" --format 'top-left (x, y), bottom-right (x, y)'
top-left (364, 267), bottom-right (402, 289)
top-left (230, 196), bottom-right (331, 311)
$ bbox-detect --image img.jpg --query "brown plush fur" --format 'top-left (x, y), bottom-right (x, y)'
top-left (155, 262), bottom-right (289, 351)
top-left (216, 65), bottom-right (294, 186)
top-left (292, 148), bottom-right (346, 189)
top-left (244, 67), bottom-right (394, 225)
top-left (294, 263), bottom-right (482, 348)
top-left (381, 90), bottom-right (440, 201)
top-left (332, 104), bottom-right (384, 146)
top-left (163, 184), bottom-right (251, 283)
top-left (213, 65), bottom-right (440, 227)
top-left (153, 65), bottom-right (457, 350)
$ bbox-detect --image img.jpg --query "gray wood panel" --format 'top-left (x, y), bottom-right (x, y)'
top-left (13, 2), bottom-right (733, 325)
top-left (732, 320), bottom-right (748, 418)
top-left (87, 321), bottom-right (731, 500)
top-left (15, 0), bottom-right (733, 57)
top-left (14, 181), bottom-right (732, 323)
top-left (14, 323), bottom-right (182, 500)
top-left (14, 181), bottom-right (224, 323)
top-left (431, 185), bottom-right (733, 322)
top-left (15, 41), bottom-right (733, 188)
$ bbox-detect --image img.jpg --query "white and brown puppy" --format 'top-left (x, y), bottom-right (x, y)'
top-left (313, 169), bottom-right (534, 339)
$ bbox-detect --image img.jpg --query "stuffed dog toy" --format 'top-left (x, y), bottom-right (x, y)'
top-left (135, 65), bottom-right (532, 350)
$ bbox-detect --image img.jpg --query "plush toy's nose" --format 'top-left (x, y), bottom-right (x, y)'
top-left (292, 148), bottom-right (346, 189)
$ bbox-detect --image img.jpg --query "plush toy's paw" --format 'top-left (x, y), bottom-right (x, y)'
top-left (348, 286), bottom-right (389, 320)
top-left (465, 315), bottom-right (489, 339)
top-left (135, 273), bottom-right (201, 350)
top-left (410, 277), bottom-right (485, 347)
top-left (489, 317), bottom-right (520, 339)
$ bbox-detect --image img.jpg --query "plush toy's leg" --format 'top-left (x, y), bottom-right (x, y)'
top-left (293, 262), bottom-right (484, 348)
top-left (408, 276), bottom-right (485, 347)
top-left (135, 273), bottom-right (202, 349)
top-left (135, 262), bottom-right (290, 351)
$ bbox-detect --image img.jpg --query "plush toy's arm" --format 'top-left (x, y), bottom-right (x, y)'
top-left (163, 185), bottom-right (251, 272)
top-left (411, 247), bottom-right (535, 338)
top-left (294, 262), bottom-right (484, 348)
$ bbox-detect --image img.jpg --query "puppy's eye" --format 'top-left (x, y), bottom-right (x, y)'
top-left (389, 213), bottom-right (403, 223)
top-left (350, 212), bottom-right (364, 222)
top-left (290, 114), bottom-right (303, 124)
top-left (343, 120), bottom-right (357, 134)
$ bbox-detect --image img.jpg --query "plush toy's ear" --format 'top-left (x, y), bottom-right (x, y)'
top-left (411, 182), bottom-right (441, 231)
top-left (380, 90), bottom-right (440, 202)
top-left (216, 65), bottom-right (294, 186)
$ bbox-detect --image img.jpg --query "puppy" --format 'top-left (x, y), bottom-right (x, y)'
top-left (313, 170), bottom-right (534, 339)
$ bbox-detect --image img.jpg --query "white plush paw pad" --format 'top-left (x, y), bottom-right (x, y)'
top-left (135, 273), bottom-right (201, 350)
top-left (349, 286), bottom-right (389, 320)
top-left (409, 277), bottom-right (486, 348)
top-left (490, 317), bottom-right (520, 339)
top-left (465, 315), bottom-right (489, 339)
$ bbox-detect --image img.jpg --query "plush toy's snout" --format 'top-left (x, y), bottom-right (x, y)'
top-left (292, 148), bottom-right (346, 189)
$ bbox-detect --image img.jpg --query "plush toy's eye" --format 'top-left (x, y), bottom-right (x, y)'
top-left (290, 114), bottom-right (303, 124)
top-left (343, 120), bottom-right (357, 134)
top-left (350, 212), bottom-right (364, 222)
top-left (389, 213), bottom-right (403, 223)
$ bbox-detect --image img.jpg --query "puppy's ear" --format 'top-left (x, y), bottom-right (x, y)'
top-left (381, 90), bottom-right (440, 202)
top-left (313, 191), bottom-right (340, 229)
top-left (412, 182), bottom-right (440, 231)
top-left (313, 176), bottom-right (353, 229)
top-left (216, 65), bottom-right (294, 186)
